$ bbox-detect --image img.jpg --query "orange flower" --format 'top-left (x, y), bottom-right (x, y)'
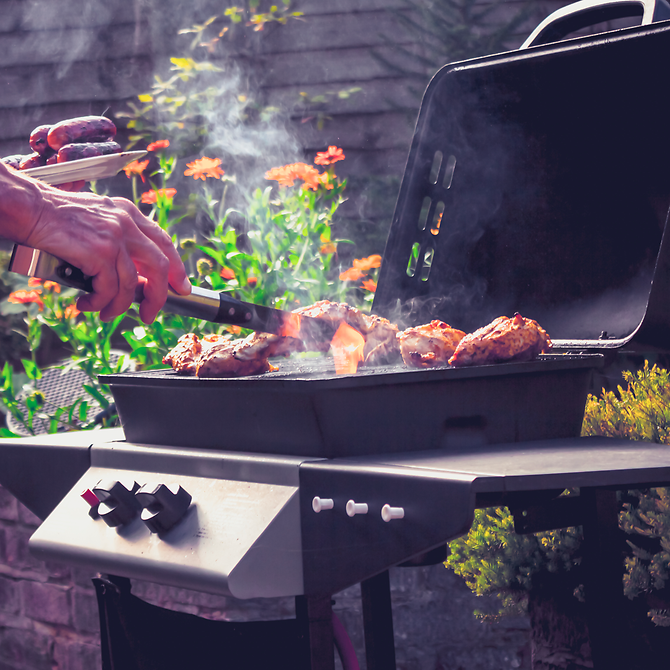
top-left (64, 303), bottom-right (81, 319)
top-left (8, 289), bottom-right (44, 310)
top-left (247, 276), bottom-right (258, 287)
top-left (320, 172), bottom-right (335, 190)
top-left (320, 242), bottom-right (337, 255)
top-left (361, 278), bottom-right (377, 293)
top-left (123, 159), bottom-right (150, 181)
top-left (147, 139), bottom-right (170, 151)
top-left (184, 157), bottom-right (225, 181)
top-left (265, 163), bottom-right (321, 188)
top-left (339, 267), bottom-right (365, 282)
top-left (353, 254), bottom-right (382, 272)
top-left (314, 146), bottom-right (345, 166)
top-left (219, 267), bottom-right (235, 280)
top-left (140, 188), bottom-right (177, 204)
top-left (27, 277), bottom-right (59, 292)
top-left (43, 280), bottom-right (61, 293)
top-left (303, 171), bottom-right (334, 191)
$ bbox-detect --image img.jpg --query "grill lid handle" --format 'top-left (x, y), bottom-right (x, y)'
top-left (520, 0), bottom-right (670, 48)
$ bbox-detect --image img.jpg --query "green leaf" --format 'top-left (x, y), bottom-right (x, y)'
top-left (21, 359), bottom-right (42, 381)
top-left (83, 384), bottom-right (109, 408)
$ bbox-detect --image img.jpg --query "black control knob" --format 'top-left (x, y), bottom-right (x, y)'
top-left (135, 483), bottom-right (192, 534)
top-left (92, 479), bottom-right (141, 528)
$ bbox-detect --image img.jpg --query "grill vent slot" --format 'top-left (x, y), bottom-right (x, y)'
top-left (417, 196), bottom-right (431, 231)
top-left (431, 202), bottom-right (444, 235)
top-left (429, 151), bottom-right (442, 184)
top-left (420, 247), bottom-right (434, 281)
top-left (406, 242), bottom-right (421, 277)
top-left (443, 154), bottom-right (456, 189)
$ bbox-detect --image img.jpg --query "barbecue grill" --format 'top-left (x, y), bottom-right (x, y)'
top-left (4, 2), bottom-right (670, 668)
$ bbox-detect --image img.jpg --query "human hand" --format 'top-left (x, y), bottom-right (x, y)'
top-left (23, 185), bottom-right (191, 323)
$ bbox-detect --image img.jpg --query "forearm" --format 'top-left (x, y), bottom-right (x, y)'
top-left (0, 162), bottom-right (45, 244)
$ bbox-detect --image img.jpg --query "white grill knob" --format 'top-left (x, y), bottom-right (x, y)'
top-left (346, 500), bottom-right (368, 517)
top-left (312, 497), bottom-right (334, 513)
top-left (381, 504), bottom-right (405, 522)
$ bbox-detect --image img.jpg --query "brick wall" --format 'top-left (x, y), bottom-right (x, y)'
top-left (0, 486), bottom-right (100, 670)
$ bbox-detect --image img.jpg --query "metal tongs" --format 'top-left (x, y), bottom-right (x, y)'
top-left (8, 244), bottom-right (333, 342)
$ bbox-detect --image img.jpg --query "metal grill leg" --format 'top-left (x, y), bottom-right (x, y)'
top-left (295, 595), bottom-right (335, 670)
top-left (581, 487), bottom-right (630, 670)
top-left (361, 570), bottom-right (397, 670)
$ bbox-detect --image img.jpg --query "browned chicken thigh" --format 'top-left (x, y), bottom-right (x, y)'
top-left (448, 314), bottom-right (552, 367)
top-left (397, 320), bottom-right (466, 368)
top-left (163, 300), bottom-right (399, 377)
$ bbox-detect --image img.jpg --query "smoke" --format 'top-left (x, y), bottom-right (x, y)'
top-left (22, 0), bottom-right (113, 81)
top-left (200, 62), bottom-right (301, 186)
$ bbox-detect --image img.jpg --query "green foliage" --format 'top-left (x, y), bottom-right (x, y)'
top-left (0, 2), bottom-right (382, 437)
top-left (119, 1), bottom-right (357, 163)
top-left (583, 362), bottom-right (670, 624)
top-left (0, 141), bottom-right (379, 435)
top-left (582, 362), bottom-right (670, 444)
top-left (446, 502), bottom-right (582, 618)
top-left (0, 282), bottom-right (130, 435)
top-left (446, 361), bottom-right (670, 624)
top-left (198, 176), bottom-right (355, 310)
top-left (120, 2), bottom-right (304, 153)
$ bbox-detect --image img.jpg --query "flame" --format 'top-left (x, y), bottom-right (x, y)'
top-left (331, 322), bottom-right (365, 374)
top-left (279, 313), bottom-right (302, 339)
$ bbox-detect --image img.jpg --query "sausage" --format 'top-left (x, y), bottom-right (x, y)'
top-left (47, 116), bottom-right (116, 151)
top-left (29, 125), bottom-right (52, 155)
top-left (2, 155), bottom-right (26, 169)
top-left (19, 152), bottom-right (46, 170)
top-left (56, 141), bottom-right (122, 162)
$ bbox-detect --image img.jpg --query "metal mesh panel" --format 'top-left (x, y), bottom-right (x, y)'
top-left (6, 353), bottom-right (125, 436)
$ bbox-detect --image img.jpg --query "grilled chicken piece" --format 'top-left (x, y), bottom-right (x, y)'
top-left (196, 339), bottom-right (270, 377)
top-left (164, 300), bottom-right (399, 377)
top-left (293, 300), bottom-right (400, 365)
top-left (397, 320), bottom-right (466, 368)
top-left (162, 333), bottom-right (230, 374)
top-left (193, 332), bottom-right (303, 378)
top-left (448, 314), bottom-right (552, 367)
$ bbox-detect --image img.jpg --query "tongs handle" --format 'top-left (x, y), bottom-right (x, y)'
top-left (520, 0), bottom-right (670, 48)
top-left (7, 244), bottom-right (313, 337)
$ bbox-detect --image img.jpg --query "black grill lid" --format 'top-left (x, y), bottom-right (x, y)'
top-left (373, 21), bottom-right (670, 351)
